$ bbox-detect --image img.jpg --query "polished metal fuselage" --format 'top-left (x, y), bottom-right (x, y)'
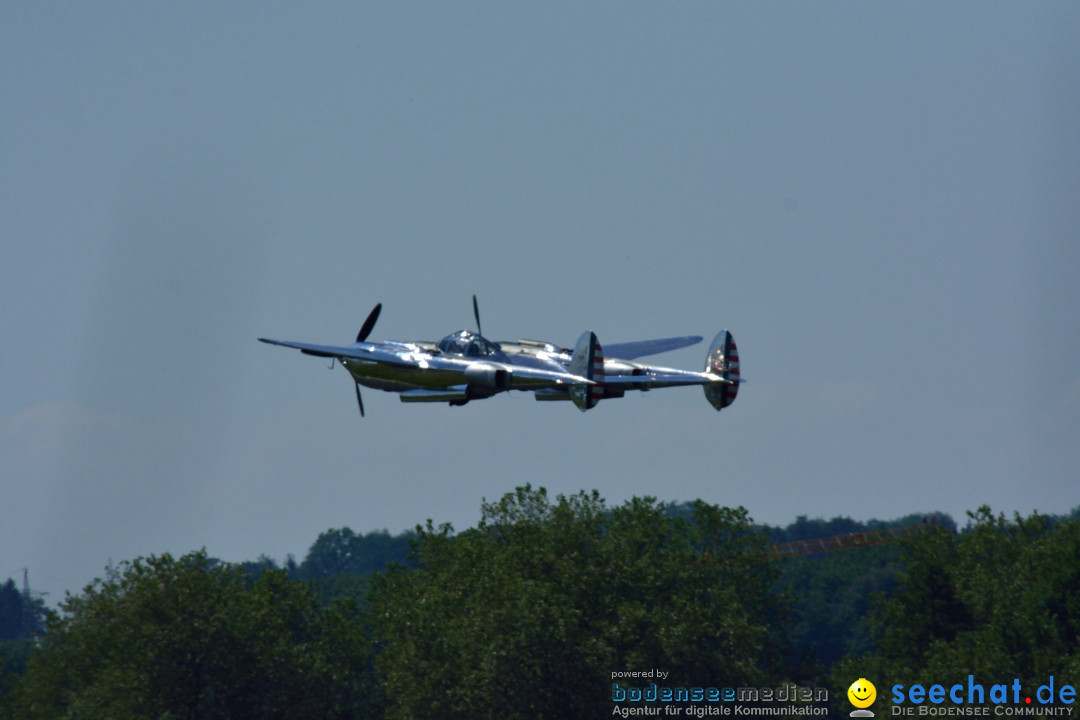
top-left (340, 336), bottom-right (582, 394)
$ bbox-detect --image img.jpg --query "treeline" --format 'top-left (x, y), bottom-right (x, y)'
top-left (1, 487), bottom-right (1077, 718)
top-left (0, 579), bottom-right (47, 705)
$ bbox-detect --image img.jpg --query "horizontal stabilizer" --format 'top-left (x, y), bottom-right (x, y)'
top-left (600, 373), bottom-right (710, 387)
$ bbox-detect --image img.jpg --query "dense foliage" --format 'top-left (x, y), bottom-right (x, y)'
top-left (833, 505), bottom-right (1080, 714)
top-left (369, 486), bottom-right (786, 718)
top-left (10, 552), bottom-right (376, 720)
top-left (766, 511), bottom-right (957, 676)
top-left (3, 490), bottom-right (1078, 719)
top-left (0, 578), bottom-right (45, 715)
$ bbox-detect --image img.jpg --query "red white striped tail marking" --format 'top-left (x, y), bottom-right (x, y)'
top-left (589, 340), bottom-right (605, 404)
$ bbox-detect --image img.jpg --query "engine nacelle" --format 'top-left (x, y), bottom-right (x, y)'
top-left (464, 362), bottom-right (512, 390)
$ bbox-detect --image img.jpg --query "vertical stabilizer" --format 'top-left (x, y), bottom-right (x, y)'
top-left (569, 330), bottom-right (604, 411)
top-left (704, 330), bottom-right (740, 410)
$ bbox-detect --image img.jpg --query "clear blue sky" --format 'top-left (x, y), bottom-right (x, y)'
top-left (3, 3), bottom-right (1078, 600)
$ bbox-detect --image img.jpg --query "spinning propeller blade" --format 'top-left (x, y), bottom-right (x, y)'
top-left (472, 294), bottom-right (482, 337)
top-left (355, 303), bottom-right (382, 343)
top-left (351, 303), bottom-right (381, 417)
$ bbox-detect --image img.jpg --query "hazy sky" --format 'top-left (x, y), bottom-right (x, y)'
top-left (3, 3), bottom-right (1078, 600)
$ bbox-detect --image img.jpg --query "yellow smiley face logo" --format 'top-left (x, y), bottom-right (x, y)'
top-left (848, 678), bottom-right (876, 708)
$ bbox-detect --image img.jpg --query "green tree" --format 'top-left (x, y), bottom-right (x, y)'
top-left (833, 507), bottom-right (1080, 712)
top-left (298, 528), bottom-right (416, 608)
top-left (775, 543), bottom-right (903, 679)
top-left (0, 578), bottom-right (46, 641)
top-left (369, 485), bottom-right (787, 719)
top-left (299, 528), bottom-right (415, 580)
top-left (0, 637), bottom-right (33, 720)
top-left (14, 550), bottom-right (377, 720)
top-left (0, 581), bottom-right (23, 642)
top-left (0, 576), bottom-right (48, 719)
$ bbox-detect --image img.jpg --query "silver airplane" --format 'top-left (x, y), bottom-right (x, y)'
top-left (258, 298), bottom-right (741, 416)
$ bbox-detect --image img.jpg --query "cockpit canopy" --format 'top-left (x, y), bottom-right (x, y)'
top-left (436, 330), bottom-right (501, 358)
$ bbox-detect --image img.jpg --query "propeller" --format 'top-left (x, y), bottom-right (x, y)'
top-left (355, 303), bottom-right (382, 343)
top-left (355, 381), bottom-right (365, 418)
top-left (350, 302), bottom-right (381, 417)
top-left (472, 294), bottom-right (482, 337)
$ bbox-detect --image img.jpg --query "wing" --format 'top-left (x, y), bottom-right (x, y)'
top-left (257, 337), bottom-right (378, 360)
top-left (258, 337), bottom-right (595, 388)
top-left (602, 335), bottom-right (703, 360)
top-left (257, 337), bottom-right (430, 372)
